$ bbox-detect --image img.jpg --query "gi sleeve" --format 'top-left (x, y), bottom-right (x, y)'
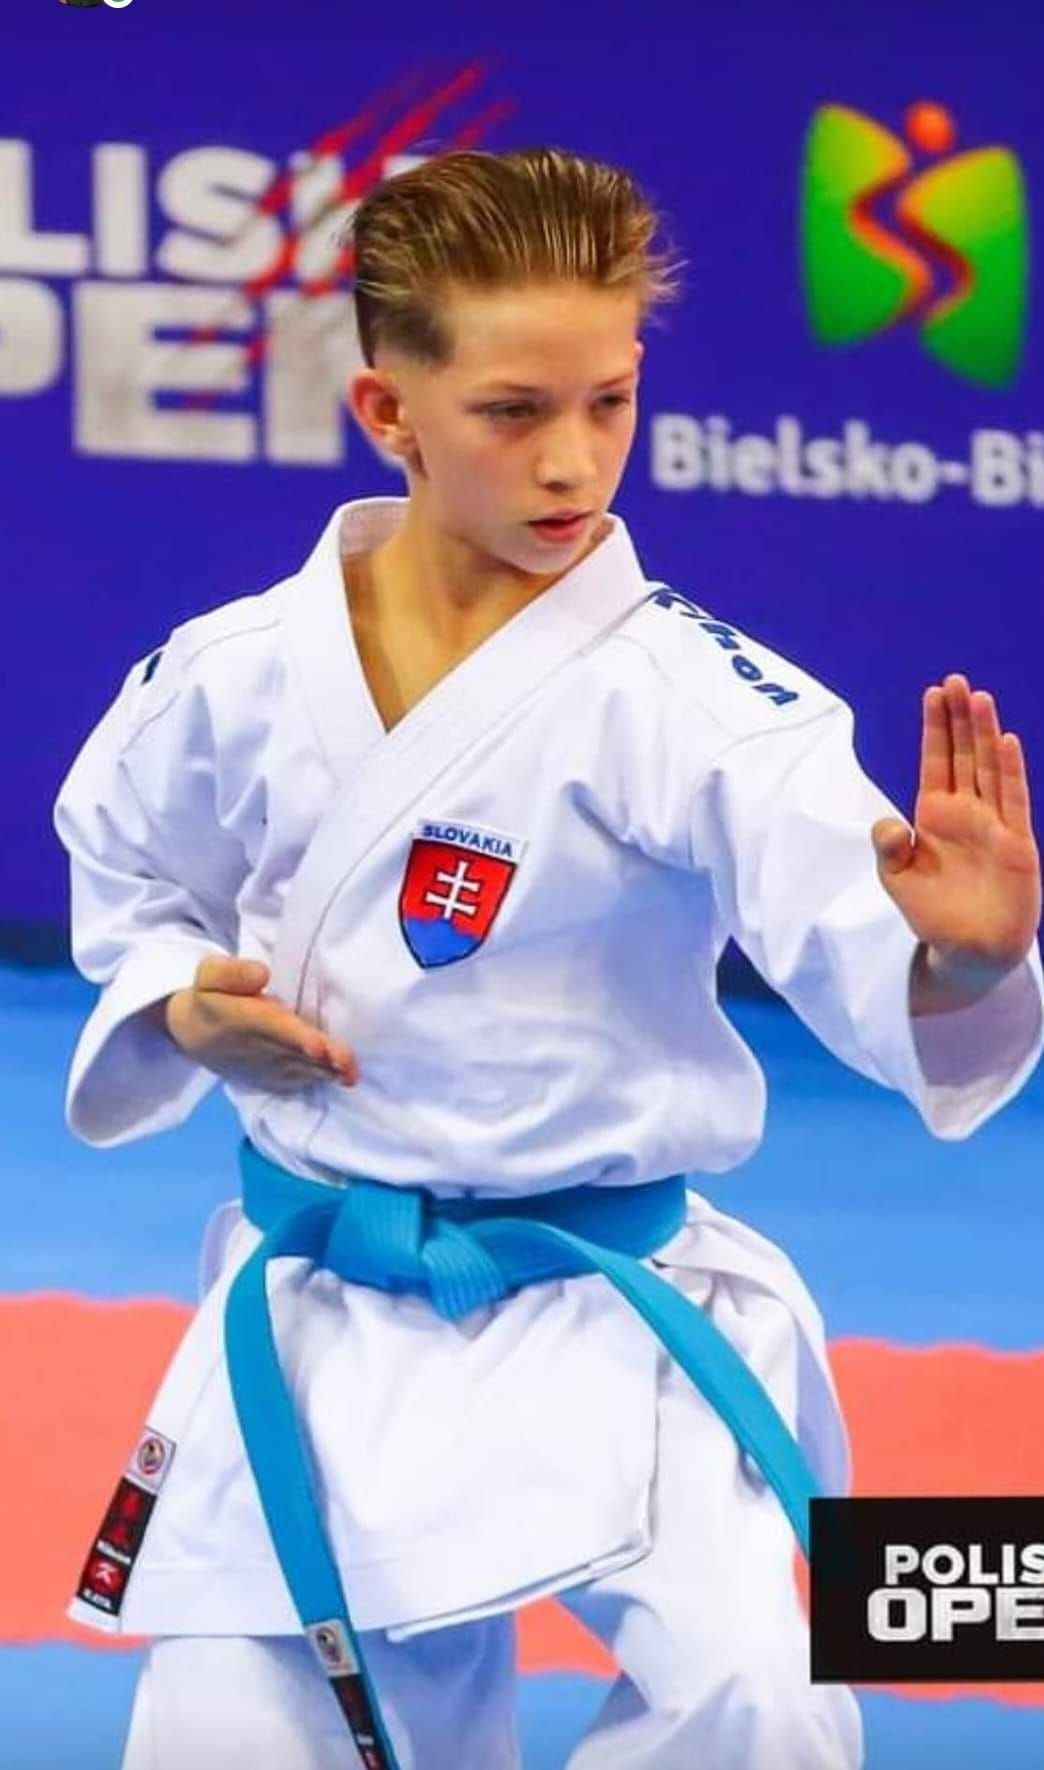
top-left (691, 700), bottom-right (1044, 1140)
top-left (53, 654), bottom-right (248, 1147)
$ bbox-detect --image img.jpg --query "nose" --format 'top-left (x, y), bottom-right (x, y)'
top-left (533, 411), bottom-right (598, 492)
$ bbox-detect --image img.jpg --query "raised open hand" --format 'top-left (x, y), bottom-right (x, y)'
top-left (871, 674), bottom-right (1041, 983)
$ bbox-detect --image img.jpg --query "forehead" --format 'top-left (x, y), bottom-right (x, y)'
top-left (437, 281), bottom-right (641, 383)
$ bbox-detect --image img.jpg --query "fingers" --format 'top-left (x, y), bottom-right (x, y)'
top-left (872, 816), bottom-right (914, 875)
top-left (263, 1056), bottom-right (346, 1095)
top-left (289, 1035), bottom-right (359, 1084)
top-left (210, 1025), bottom-right (358, 1090)
top-left (936, 674), bottom-right (1004, 812)
top-left (192, 957), bottom-right (357, 1073)
top-left (925, 674), bottom-right (1032, 832)
top-left (969, 686), bottom-right (1003, 816)
top-left (921, 685), bottom-right (953, 795)
top-left (999, 730), bottom-right (1035, 838)
top-left (942, 675), bottom-right (976, 795)
top-left (249, 1002), bottom-right (359, 1081)
top-left (195, 954), bottom-right (270, 994)
top-left (187, 958), bottom-right (360, 1087)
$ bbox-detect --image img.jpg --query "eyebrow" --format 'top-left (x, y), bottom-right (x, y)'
top-left (473, 372), bottom-right (637, 395)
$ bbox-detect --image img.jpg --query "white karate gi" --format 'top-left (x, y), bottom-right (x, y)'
top-left (55, 498), bottom-right (1044, 1769)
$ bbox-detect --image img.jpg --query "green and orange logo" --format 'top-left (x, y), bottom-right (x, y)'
top-left (800, 102), bottom-right (1029, 388)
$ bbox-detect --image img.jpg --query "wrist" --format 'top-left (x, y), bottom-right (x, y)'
top-left (145, 989), bottom-right (192, 1047)
top-left (910, 942), bottom-right (1015, 1017)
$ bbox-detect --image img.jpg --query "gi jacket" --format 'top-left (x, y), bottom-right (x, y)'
top-left (54, 498), bottom-right (1044, 1639)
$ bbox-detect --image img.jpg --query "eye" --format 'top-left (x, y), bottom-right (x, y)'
top-left (596, 393), bottom-right (632, 410)
top-left (483, 402), bottom-right (538, 421)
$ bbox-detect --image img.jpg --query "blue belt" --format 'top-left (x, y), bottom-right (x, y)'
top-left (225, 1140), bottom-right (820, 1768)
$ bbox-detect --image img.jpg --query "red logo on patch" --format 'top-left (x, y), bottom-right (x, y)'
top-left (87, 1556), bottom-right (126, 1595)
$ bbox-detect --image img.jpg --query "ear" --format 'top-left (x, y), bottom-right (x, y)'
top-left (347, 369), bottom-right (420, 468)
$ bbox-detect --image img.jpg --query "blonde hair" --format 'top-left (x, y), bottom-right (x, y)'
top-left (347, 145), bottom-right (683, 365)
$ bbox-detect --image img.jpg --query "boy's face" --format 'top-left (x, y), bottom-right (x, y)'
top-left (361, 280), bottom-right (643, 578)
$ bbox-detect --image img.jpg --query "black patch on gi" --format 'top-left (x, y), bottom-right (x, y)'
top-left (76, 1477), bottom-right (157, 1617)
top-left (330, 1676), bottom-right (393, 1769)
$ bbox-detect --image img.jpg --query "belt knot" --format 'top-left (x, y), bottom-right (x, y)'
top-left (323, 1179), bottom-right (510, 1321)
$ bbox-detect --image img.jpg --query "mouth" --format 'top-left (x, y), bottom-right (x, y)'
top-left (527, 511), bottom-right (593, 543)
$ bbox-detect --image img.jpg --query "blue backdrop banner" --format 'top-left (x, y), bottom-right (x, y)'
top-left (3, 2), bottom-right (1041, 928)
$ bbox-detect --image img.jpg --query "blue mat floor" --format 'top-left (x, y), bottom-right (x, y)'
top-left (2, 963), bottom-right (1043, 1767)
top-left (2, 1646), bottom-right (1044, 1770)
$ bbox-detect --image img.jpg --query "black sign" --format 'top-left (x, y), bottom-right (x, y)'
top-left (811, 1497), bottom-right (1044, 1682)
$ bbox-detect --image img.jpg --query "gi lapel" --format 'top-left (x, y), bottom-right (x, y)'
top-left (271, 499), bottom-right (652, 1009)
top-left (277, 499), bottom-right (396, 783)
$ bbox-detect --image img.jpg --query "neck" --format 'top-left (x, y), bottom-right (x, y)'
top-left (370, 499), bottom-right (608, 647)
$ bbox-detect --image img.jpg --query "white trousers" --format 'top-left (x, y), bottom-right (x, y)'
top-left (121, 1285), bottom-right (863, 1770)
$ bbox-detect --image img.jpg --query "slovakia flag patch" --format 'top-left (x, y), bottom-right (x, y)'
top-left (399, 820), bottom-right (525, 969)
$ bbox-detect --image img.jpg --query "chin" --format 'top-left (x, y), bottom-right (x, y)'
top-left (521, 527), bottom-right (601, 573)
top-left (467, 521), bottom-right (597, 580)
top-left (477, 535), bottom-right (557, 578)
top-left (517, 544), bottom-right (584, 579)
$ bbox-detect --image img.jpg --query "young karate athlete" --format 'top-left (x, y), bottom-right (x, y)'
top-left (55, 146), bottom-right (1043, 1770)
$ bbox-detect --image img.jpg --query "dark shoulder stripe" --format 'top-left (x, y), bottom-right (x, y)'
top-left (646, 585), bottom-right (801, 709)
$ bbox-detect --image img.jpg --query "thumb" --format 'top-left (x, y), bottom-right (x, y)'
top-left (872, 817), bottom-right (915, 875)
top-left (195, 954), bottom-right (271, 995)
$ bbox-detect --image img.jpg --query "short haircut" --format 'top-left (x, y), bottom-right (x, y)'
top-left (348, 145), bottom-right (683, 366)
